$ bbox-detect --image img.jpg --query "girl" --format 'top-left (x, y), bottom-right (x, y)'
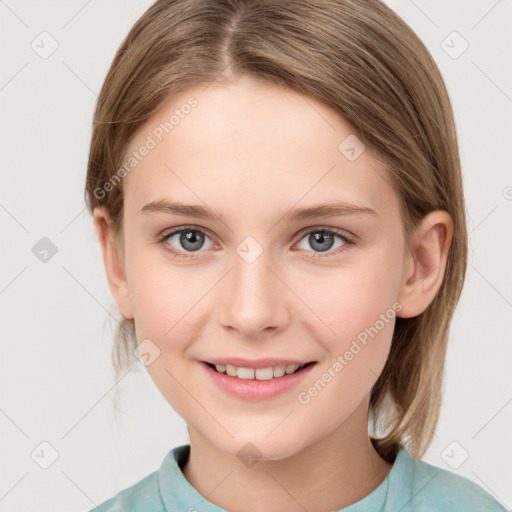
top-left (85, 0), bottom-right (506, 510)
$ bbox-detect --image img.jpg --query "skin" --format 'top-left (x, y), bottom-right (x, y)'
top-left (94, 75), bottom-right (453, 512)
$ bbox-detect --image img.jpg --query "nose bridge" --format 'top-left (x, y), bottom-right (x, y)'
top-left (219, 236), bottom-right (288, 336)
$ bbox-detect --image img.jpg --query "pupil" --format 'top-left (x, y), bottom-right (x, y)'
top-left (181, 230), bottom-right (204, 251)
top-left (310, 232), bottom-right (334, 252)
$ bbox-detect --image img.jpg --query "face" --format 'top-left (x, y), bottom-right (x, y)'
top-left (109, 76), bottom-right (410, 460)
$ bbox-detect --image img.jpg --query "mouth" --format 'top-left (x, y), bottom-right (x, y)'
top-left (201, 359), bottom-right (318, 401)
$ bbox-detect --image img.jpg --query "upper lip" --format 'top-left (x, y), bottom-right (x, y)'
top-left (202, 358), bottom-right (317, 369)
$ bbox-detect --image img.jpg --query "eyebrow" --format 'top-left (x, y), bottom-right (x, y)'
top-left (140, 199), bottom-right (377, 223)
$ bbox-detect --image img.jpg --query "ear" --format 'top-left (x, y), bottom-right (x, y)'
top-left (396, 210), bottom-right (453, 318)
top-left (93, 207), bottom-right (134, 320)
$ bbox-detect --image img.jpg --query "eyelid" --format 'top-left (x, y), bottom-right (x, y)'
top-left (158, 224), bottom-right (218, 243)
top-left (294, 225), bottom-right (357, 244)
top-left (159, 224), bottom-right (356, 242)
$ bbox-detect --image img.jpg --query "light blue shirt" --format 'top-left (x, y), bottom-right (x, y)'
top-left (88, 444), bottom-right (507, 511)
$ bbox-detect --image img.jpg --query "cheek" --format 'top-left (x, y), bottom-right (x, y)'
top-left (300, 262), bottom-right (399, 342)
top-left (292, 268), bottom-right (398, 421)
top-left (128, 260), bottom-right (207, 344)
top-left (125, 253), bottom-right (212, 415)
top-left (291, 253), bottom-right (400, 391)
top-left (124, 232), bottom-right (196, 324)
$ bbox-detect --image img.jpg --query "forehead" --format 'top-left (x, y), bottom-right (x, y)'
top-left (123, 77), bottom-right (396, 220)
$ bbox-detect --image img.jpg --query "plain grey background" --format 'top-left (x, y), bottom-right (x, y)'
top-left (1, 1), bottom-right (511, 511)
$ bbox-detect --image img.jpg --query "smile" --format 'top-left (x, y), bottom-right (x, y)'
top-left (206, 361), bottom-right (315, 380)
top-left (201, 361), bottom-right (318, 401)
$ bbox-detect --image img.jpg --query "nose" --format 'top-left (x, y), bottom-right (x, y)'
top-left (217, 248), bottom-right (291, 339)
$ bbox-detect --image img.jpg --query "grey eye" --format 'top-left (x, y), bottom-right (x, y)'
top-left (296, 230), bottom-right (347, 253)
top-left (165, 229), bottom-right (214, 252)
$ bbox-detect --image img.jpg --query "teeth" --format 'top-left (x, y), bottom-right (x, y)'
top-left (285, 364), bottom-right (300, 374)
top-left (214, 363), bottom-right (305, 380)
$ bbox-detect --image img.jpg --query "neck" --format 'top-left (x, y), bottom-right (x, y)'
top-left (181, 398), bottom-right (393, 512)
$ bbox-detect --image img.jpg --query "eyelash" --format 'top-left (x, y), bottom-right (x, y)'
top-left (157, 225), bottom-right (356, 260)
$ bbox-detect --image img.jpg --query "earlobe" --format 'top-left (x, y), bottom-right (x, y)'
top-left (93, 207), bottom-right (134, 320)
top-left (396, 211), bottom-right (453, 319)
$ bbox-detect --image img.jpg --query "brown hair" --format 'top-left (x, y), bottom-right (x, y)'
top-left (85, 0), bottom-right (468, 462)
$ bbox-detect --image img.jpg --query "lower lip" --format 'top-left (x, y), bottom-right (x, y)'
top-left (200, 361), bottom-right (317, 401)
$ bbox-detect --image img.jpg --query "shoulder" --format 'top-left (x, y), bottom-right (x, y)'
top-left (87, 469), bottom-right (165, 512)
top-left (392, 449), bottom-right (508, 512)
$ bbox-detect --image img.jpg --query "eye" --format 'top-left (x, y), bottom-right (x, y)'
top-left (157, 225), bottom-right (356, 260)
top-left (158, 226), bottom-right (216, 259)
top-left (294, 227), bottom-right (355, 258)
